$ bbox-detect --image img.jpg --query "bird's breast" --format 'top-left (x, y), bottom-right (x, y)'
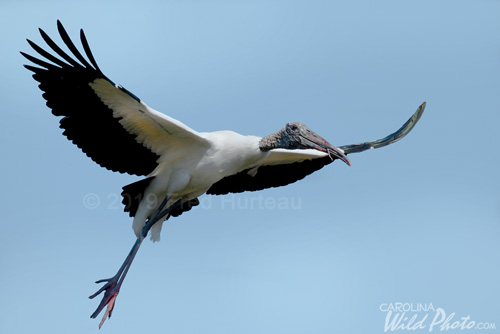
top-left (149, 131), bottom-right (266, 197)
top-left (188, 131), bottom-right (266, 187)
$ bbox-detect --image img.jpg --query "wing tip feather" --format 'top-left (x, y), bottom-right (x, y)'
top-left (24, 21), bottom-right (160, 177)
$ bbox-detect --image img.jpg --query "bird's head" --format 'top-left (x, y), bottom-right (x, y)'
top-left (260, 122), bottom-right (351, 166)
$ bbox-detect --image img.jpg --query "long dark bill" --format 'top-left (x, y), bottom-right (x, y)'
top-left (299, 132), bottom-right (352, 166)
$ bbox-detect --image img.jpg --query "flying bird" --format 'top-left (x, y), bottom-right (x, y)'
top-left (22, 21), bottom-right (425, 328)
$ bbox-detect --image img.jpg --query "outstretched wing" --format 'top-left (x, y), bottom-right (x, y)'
top-left (339, 102), bottom-right (425, 154)
top-left (207, 103), bottom-right (425, 195)
top-left (22, 21), bottom-right (208, 176)
top-left (207, 150), bottom-right (332, 195)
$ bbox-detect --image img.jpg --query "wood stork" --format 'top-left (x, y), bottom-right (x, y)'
top-left (22, 21), bottom-right (425, 328)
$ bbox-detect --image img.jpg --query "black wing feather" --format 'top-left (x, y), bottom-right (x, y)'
top-left (20, 51), bottom-right (59, 70)
top-left (22, 21), bottom-right (159, 176)
top-left (56, 21), bottom-right (93, 69)
top-left (39, 27), bottom-right (82, 67)
top-left (26, 39), bottom-right (68, 68)
top-left (207, 156), bottom-right (333, 195)
top-left (80, 29), bottom-right (102, 72)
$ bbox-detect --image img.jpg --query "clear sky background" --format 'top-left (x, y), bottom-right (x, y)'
top-left (1, 1), bottom-right (499, 333)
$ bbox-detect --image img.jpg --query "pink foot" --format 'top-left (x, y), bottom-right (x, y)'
top-left (89, 276), bottom-right (122, 328)
top-left (98, 292), bottom-right (118, 329)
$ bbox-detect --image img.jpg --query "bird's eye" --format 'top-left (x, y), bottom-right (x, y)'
top-left (290, 124), bottom-right (298, 131)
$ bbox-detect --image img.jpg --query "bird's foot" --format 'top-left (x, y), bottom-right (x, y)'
top-left (89, 276), bottom-right (121, 328)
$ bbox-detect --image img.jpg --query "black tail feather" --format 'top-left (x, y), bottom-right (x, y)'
top-left (169, 198), bottom-right (200, 218)
top-left (122, 177), bottom-right (155, 217)
top-left (121, 177), bottom-right (200, 219)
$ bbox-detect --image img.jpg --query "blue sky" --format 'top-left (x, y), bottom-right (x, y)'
top-left (1, 1), bottom-right (499, 333)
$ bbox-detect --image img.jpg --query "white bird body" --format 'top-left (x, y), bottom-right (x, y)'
top-left (134, 129), bottom-right (331, 240)
top-left (135, 131), bottom-right (264, 240)
top-left (22, 21), bottom-right (424, 327)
